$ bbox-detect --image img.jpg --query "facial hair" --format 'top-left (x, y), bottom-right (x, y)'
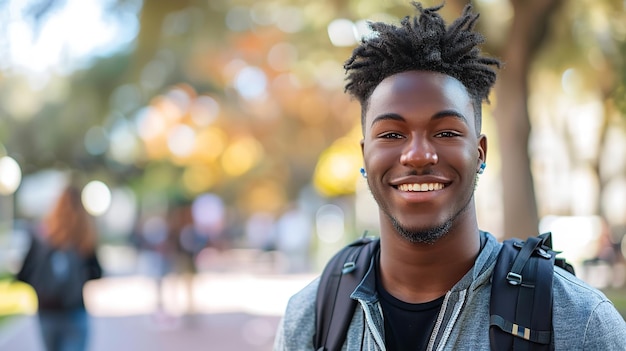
top-left (390, 216), bottom-right (452, 244)
top-left (377, 173), bottom-right (478, 244)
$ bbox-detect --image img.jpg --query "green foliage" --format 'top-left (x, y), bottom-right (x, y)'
top-left (1, 0), bottom-right (626, 219)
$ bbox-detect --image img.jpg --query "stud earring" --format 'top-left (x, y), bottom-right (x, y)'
top-left (360, 167), bottom-right (367, 178)
top-left (478, 162), bottom-right (486, 174)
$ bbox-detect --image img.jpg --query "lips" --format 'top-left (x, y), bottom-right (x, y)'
top-left (397, 183), bottom-right (445, 192)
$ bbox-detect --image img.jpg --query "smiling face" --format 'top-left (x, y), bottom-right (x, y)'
top-left (361, 70), bottom-right (487, 244)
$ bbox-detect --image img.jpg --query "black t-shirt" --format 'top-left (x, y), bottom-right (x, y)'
top-left (376, 255), bottom-right (445, 350)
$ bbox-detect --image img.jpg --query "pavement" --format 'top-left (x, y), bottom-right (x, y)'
top-left (1, 312), bottom-right (281, 351)
top-left (0, 272), bottom-right (315, 351)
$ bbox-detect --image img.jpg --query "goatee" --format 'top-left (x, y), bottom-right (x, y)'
top-left (390, 217), bottom-right (452, 244)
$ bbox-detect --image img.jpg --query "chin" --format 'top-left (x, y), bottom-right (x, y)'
top-left (391, 218), bottom-right (452, 244)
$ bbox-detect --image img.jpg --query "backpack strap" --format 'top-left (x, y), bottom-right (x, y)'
top-left (314, 236), bottom-right (379, 351)
top-left (489, 232), bottom-right (558, 351)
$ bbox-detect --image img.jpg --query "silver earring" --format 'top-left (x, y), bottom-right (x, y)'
top-left (360, 167), bottom-right (367, 178)
top-left (478, 163), bottom-right (486, 174)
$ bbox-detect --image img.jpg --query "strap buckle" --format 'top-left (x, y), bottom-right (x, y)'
top-left (342, 262), bottom-right (356, 274)
top-left (506, 272), bottom-right (522, 286)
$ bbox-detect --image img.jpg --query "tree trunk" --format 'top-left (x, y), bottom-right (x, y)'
top-left (493, 0), bottom-right (563, 239)
top-left (129, 0), bottom-right (192, 83)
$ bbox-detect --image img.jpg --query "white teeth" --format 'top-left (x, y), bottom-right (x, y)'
top-left (398, 183), bottom-right (444, 192)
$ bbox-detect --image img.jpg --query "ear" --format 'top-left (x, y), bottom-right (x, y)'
top-left (477, 134), bottom-right (487, 170)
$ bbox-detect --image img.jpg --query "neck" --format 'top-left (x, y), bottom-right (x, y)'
top-left (378, 219), bottom-right (481, 303)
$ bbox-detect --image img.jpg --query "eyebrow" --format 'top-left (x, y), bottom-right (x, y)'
top-left (370, 109), bottom-right (468, 128)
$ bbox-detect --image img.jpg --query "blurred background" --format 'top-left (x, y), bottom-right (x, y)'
top-left (0, 0), bottom-right (625, 350)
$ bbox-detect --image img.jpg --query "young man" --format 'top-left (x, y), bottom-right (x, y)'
top-left (274, 3), bottom-right (626, 350)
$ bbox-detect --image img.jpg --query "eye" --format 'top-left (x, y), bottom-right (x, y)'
top-left (379, 132), bottom-right (404, 139)
top-left (436, 131), bottom-right (461, 138)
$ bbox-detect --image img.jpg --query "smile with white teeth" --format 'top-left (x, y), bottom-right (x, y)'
top-left (397, 183), bottom-right (444, 192)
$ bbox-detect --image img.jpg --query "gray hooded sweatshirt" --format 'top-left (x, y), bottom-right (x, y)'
top-left (274, 232), bottom-right (626, 350)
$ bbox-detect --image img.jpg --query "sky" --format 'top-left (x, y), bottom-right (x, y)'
top-left (1, 0), bottom-right (140, 83)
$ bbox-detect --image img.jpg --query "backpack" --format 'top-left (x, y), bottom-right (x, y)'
top-left (314, 232), bottom-right (575, 351)
top-left (17, 235), bottom-right (94, 309)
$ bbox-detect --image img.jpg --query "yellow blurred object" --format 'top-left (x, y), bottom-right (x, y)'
top-left (0, 280), bottom-right (38, 316)
top-left (313, 125), bottom-right (363, 197)
top-left (239, 179), bottom-right (287, 215)
top-left (221, 136), bottom-right (264, 177)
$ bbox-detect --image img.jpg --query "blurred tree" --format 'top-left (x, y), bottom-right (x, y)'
top-left (484, 0), bottom-right (626, 241)
top-left (538, 0), bottom-right (626, 246)
top-left (1, 0), bottom-right (625, 245)
top-left (490, 0), bottom-right (564, 238)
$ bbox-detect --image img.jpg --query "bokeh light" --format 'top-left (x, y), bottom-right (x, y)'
top-left (167, 124), bottom-right (196, 158)
top-left (0, 156), bottom-right (22, 195)
top-left (327, 19), bottom-right (357, 47)
top-left (316, 204), bottom-right (345, 244)
top-left (239, 180), bottom-right (286, 214)
top-left (234, 66), bottom-right (268, 100)
top-left (81, 180), bottom-right (112, 216)
top-left (190, 96), bottom-right (220, 127)
top-left (109, 119), bottom-right (141, 164)
top-left (182, 164), bottom-right (220, 194)
top-left (192, 193), bottom-right (225, 233)
top-left (221, 136), bottom-right (264, 177)
top-left (84, 126), bottom-right (110, 156)
top-left (194, 127), bottom-right (228, 162)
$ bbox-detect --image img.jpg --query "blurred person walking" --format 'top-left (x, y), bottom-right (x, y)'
top-left (17, 185), bottom-right (103, 351)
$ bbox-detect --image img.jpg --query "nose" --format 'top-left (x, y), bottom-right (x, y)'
top-left (399, 134), bottom-right (438, 168)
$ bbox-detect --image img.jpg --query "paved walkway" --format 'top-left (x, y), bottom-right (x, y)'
top-left (1, 312), bottom-right (281, 351)
top-left (0, 272), bottom-right (315, 351)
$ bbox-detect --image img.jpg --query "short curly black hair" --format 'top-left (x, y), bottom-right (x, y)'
top-left (344, 2), bottom-right (500, 134)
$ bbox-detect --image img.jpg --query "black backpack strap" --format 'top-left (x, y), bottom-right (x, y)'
top-left (314, 236), bottom-right (379, 351)
top-left (555, 257), bottom-right (575, 276)
top-left (490, 232), bottom-right (557, 351)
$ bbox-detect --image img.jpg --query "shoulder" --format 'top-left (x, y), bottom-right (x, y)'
top-left (552, 267), bottom-right (626, 348)
top-left (552, 266), bottom-right (612, 308)
top-left (286, 277), bottom-right (319, 315)
top-left (274, 277), bottom-right (319, 350)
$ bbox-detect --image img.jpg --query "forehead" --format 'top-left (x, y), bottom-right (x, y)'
top-left (365, 70), bottom-right (475, 128)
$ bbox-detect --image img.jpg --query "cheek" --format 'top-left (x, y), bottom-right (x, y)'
top-left (459, 148), bottom-right (480, 173)
top-left (441, 144), bottom-right (478, 170)
top-left (363, 143), bottom-right (398, 168)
